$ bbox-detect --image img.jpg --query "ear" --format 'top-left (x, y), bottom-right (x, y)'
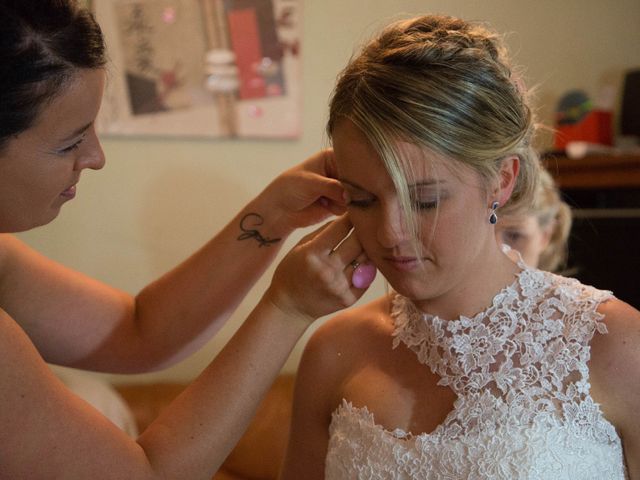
top-left (492, 155), bottom-right (520, 206)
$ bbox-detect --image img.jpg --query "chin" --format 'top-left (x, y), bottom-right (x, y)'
top-left (15, 210), bottom-right (60, 233)
top-left (384, 272), bottom-right (433, 300)
top-left (396, 287), bottom-right (433, 304)
top-left (388, 269), bottom-right (454, 307)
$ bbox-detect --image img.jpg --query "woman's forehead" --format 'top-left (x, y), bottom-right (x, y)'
top-left (337, 147), bottom-right (474, 192)
top-left (334, 121), bottom-right (435, 168)
top-left (333, 118), bottom-right (487, 195)
top-left (30, 69), bottom-right (105, 141)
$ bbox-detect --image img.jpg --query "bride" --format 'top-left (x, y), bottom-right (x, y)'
top-left (279, 14), bottom-right (640, 479)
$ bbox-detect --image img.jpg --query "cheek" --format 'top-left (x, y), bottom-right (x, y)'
top-left (424, 212), bottom-right (474, 247)
top-left (520, 243), bottom-right (541, 267)
top-left (530, 231), bottom-right (549, 256)
top-left (420, 209), bottom-right (488, 267)
top-left (350, 211), bottom-right (380, 251)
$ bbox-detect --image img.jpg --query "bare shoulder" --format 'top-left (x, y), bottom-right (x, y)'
top-left (0, 306), bottom-right (71, 432)
top-left (591, 298), bottom-right (640, 370)
top-left (0, 233), bottom-right (23, 275)
top-left (303, 294), bottom-right (393, 365)
top-left (589, 298), bottom-right (640, 476)
top-left (0, 234), bottom-right (46, 298)
top-left (315, 294), bottom-right (393, 336)
top-left (589, 298), bottom-right (640, 429)
top-left (296, 295), bottom-right (393, 400)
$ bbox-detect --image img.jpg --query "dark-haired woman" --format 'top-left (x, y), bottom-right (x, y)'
top-left (0, 1), bottom-right (375, 478)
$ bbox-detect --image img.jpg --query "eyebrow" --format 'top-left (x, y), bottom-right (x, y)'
top-left (59, 122), bottom-right (93, 143)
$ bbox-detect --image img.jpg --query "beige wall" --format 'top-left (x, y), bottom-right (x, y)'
top-left (18, 0), bottom-right (640, 384)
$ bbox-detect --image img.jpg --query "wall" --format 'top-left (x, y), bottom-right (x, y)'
top-left (18, 0), bottom-right (640, 384)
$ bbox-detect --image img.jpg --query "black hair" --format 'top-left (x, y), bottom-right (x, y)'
top-left (0, 0), bottom-right (106, 150)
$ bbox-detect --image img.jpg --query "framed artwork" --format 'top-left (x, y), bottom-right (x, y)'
top-left (93, 0), bottom-right (302, 138)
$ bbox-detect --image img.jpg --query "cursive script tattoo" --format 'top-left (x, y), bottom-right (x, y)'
top-left (237, 213), bottom-right (281, 247)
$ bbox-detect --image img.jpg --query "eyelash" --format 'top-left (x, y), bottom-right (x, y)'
top-left (348, 199), bottom-right (374, 208)
top-left (58, 136), bottom-right (85, 154)
top-left (504, 231), bottom-right (526, 242)
top-left (414, 200), bottom-right (439, 210)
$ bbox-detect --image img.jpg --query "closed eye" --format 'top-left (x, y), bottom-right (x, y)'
top-left (348, 198), bottom-right (376, 208)
top-left (414, 200), bottom-right (439, 210)
top-left (57, 135), bottom-right (86, 155)
top-left (501, 229), bottom-right (527, 246)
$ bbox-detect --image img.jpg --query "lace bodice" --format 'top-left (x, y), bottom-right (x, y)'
top-left (325, 266), bottom-right (627, 479)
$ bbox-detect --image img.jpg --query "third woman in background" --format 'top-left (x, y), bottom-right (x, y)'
top-left (496, 167), bottom-right (572, 272)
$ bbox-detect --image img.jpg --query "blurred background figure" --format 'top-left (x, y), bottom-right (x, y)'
top-left (496, 167), bottom-right (572, 272)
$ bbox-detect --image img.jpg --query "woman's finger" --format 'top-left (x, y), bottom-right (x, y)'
top-left (301, 148), bottom-right (337, 179)
top-left (298, 214), bottom-right (354, 255)
top-left (301, 174), bottom-right (346, 211)
top-left (327, 223), bottom-right (364, 267)
top-left (326, 221), bottom-right (376, 290)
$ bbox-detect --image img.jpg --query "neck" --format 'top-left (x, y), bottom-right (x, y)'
top-left (412, 242), bottom-right (521, 320)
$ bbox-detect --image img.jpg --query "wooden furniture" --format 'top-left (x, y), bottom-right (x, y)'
top-left (542, 153), bottom-right (640, 189)
top-left (542, 151), bottom-right (640, 309)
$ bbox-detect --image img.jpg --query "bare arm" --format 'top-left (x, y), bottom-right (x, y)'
top-left (589, 299), bottom-right (640, 479)
top-left (0, 151), bottom-right (345, 372)
top-left (0, 215), bottom-right (370, 479)
top-left (279, 313), bottom-right (352, 480)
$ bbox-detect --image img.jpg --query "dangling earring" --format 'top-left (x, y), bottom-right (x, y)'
top-left (489, 201), bottom-right (499, 224)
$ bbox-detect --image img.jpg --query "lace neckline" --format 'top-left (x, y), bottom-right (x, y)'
top-left (390, 261), bottom-right (612, 400)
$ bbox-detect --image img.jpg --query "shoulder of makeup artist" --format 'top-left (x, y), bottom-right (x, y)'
top-left (0, 1), bottom-right (376, 479)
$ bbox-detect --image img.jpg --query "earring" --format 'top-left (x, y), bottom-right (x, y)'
top-left (489, 201), bottom-right (499, 224)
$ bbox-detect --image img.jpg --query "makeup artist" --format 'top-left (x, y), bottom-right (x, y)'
top-left (0, 1), bottom-right (376, 478)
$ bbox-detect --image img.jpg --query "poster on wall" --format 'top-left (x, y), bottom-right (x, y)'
top-left (93, 0), bottom-right (302, 138)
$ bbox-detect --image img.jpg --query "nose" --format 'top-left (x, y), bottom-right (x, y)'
top-left (377, 203), bottom-right (411, 249)
top-left (74, 131), bottom-right (106, 171)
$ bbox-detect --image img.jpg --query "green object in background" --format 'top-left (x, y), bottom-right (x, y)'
top-left (556, 90), bottom-right (593, 126)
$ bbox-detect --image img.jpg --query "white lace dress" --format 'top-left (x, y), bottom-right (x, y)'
top-left (325, 265), bottom-right (628, 479)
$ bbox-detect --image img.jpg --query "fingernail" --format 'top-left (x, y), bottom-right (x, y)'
top-left (352, 264), bottom-right (377, 289)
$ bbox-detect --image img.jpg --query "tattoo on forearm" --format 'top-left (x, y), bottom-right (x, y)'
top-left (237, 213), bottom-right (281, 247)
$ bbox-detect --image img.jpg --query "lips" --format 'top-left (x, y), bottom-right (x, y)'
top-left (384, 256), bottom-right (426, 272)
top-left (60, 184), bottom-right (77, 199)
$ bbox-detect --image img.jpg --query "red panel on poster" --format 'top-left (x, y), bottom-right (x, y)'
top-left (227, 8), bottom-right (265, 99)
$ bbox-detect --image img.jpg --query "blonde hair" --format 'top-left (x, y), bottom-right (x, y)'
top-left (529, 168), bottom-right (572, 272)
top-left (327, 15), bottom-right (540, 243)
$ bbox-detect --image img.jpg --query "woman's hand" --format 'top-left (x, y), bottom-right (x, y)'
top-left (256, 150), bottom-right (347, 238)
top-left (262, 215), bottom-right (377, 325)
